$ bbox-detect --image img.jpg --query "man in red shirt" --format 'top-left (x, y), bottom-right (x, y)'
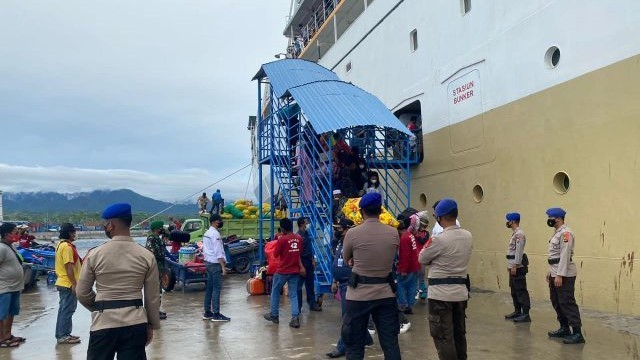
top-left (396, 213), bottom-right (422, 333)
top-left (263, 218), bottom-right (304, 328)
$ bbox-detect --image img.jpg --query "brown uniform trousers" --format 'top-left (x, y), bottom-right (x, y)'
top-left (549, 276), bottom-right (581, 328)
top-left (428, 299), bottom-right (468, 360)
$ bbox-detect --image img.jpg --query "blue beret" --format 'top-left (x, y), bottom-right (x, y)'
top-left (546, 207), bottom-right (566, 218)
top-left (359, 192), bottom-right (382, 208)
top-left (101, 203), bottom-right (132, 219)
top-left (506, 212), bottom-right (520, 221)
top-left (434, 198), bottom-right (457, 217)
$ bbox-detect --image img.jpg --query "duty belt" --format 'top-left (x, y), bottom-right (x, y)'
top-left (428, 277), bottom-right (467, 285)
top-left (548, 257), bottom-right (572, 265)
top-left (95, 299), bottom-right (143, 312)
top-left (348, 272), bottom-right (397, 293)
top-left (357, 275), bottom-right (390, 285)
top-left (506, 255), bottom-right (515, 259)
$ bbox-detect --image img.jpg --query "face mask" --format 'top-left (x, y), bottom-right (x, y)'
top-left (359, 165), bottom-right (365, 169)
top-left (218, 221), bottom-right (224, 229)
top-left (547, 218), bottom-right (556, 227)
top-left (436, 216), bottom-right (442, 228)
top-left (505, 221), bottom-right (511, 229)
top-left (371, 179), bottom-right (377, 184)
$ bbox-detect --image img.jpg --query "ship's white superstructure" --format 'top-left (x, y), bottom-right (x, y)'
top-left (281, 0), bottom-right (640, 315)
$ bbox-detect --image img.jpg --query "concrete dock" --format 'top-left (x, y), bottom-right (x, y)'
top-left (4, 275), bottom-right (640, 360)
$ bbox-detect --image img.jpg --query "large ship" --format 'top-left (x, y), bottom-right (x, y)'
top-left (276, 0), bottom-right (640, 315)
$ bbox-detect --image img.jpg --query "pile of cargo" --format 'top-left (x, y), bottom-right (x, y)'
top-left (341, 197), bottom-right (400, 227)
top-left (221, 200), bottom-right (286, 220)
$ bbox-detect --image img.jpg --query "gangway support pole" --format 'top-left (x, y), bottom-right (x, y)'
top-left (257, 80), bottom-right (264, 262)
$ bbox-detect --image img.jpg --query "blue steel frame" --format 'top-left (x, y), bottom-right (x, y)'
top-left (256, 79), bottom-right (417, 296)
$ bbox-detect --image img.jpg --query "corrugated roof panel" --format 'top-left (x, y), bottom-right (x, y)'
top-left (253, 59), bottom-right (339, 98)
top-left (286, 81), bottom-right (412, 135)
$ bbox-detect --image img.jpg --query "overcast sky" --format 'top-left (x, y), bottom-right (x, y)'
top-left (0, 0), bottom-right (291, 202)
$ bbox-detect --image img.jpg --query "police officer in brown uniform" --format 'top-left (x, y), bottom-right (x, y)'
top-left (77, 203), bottom-right (161, 359)
top-left (504, 212), bottom-right (531, 323)
top-left (342, 192), bottom-right (401, 360)
top-left (545, 207), bottom-right (585, 344)
top-left (419, 198), bottom-right (472, 360)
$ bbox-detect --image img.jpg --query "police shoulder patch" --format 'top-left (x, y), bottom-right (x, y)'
top-left (562, 232), bottom-right (571, 242)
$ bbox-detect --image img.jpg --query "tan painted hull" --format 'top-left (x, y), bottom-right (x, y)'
top-left (413, 54), bottom-right (640, 315)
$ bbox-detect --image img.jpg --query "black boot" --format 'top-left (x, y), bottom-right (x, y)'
top-left (563, 327), bottom-right (586, 344)
top-left (548, 326), bottom-right (571, 338)
top-left (504, 309), bottom-right (521, 319)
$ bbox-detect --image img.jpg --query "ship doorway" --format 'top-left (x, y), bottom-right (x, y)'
top-left (395, 100), bottom-right (424, 163)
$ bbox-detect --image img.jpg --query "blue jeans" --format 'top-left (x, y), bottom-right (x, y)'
top-left (270, 273), bottom-right (300, 318)
top-left (336, 282), bottom-right (373, 354)
top-left (55, 286), bottom-right (77, 339)
top-left (204, 262), bottom-right (223, 314)
top-left (418, 266), bottom-right (428, 296)
top-left (396, 272), bottom-right (418, 309)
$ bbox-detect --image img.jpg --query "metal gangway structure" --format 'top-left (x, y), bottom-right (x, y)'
top-left (253, 59), bottom-right (420, 297)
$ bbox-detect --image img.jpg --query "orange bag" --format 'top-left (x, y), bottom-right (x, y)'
top-left (247, 278), bottom-right (265, 296)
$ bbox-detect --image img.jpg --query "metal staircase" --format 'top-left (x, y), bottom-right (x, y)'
top-left (253, 59), bottom-right (420, 300)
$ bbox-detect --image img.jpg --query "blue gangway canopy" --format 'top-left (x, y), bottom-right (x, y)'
top-left (253, 59), bottom-right (339, 98)
top-left (254, 59), bottom-right (411, 135)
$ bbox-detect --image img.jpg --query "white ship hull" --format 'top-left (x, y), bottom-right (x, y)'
top-left (286, 0), bottom-right (640, 314)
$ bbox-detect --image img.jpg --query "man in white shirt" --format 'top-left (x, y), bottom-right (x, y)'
top-left (202, 214), bottom-right (230, 322)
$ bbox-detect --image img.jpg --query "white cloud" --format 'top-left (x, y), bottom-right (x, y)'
top-left (0, 163), bottom-right (257, 202)
top-left (0, 0), bottom-right (290, 178)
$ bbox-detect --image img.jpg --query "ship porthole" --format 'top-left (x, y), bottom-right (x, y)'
top-left (553, 172), bottom-right (570, 194)
top-left (472, 184), bottom-right (484, 203)
top-left (419, 193), bottom-right (427, 207)
top-left (545, 46), bottom-right (561, 68)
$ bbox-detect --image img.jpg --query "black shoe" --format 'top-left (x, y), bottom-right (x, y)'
top-left (504, 311), bottom-right (520, 320)
top-left (263, 313), bottom-right (279, 324)
top-left (325, 349), bottom-right (345, 358)
top-left (563, 333), bottom-right (586, 344)
top-left (211, 313), bottom-right (231, 322)
top-left (513, 314), bottom-right (531, 323)
top-left (365, 338), bottom-right (374, 347)
top-left (403, 307), bottom-right (413, 315)
top-left (289, 316), bottom-right (300, 328)
top-left (202, 311), bottom-right (214, 320)
top-left (159, 312), bottom-right (167, 320)
top-left (548, 327), bottom-right (571, 338)
top-left (309, 306), bottom-right (322, 312)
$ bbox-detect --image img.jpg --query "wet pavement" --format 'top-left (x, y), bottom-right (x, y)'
top-left (4, 275), bottom-right (640, 360)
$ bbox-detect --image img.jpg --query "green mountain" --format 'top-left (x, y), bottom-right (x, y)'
top-left (3, 189), bottom-right (196, 215)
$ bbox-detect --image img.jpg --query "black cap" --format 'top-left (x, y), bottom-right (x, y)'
top-left (60, 223), bottom-right (76, 233)
top-left (210, 214), bottom-right (222, 223)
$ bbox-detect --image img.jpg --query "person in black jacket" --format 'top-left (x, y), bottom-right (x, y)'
top-left (297, 218), bottom-right (321, 312)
